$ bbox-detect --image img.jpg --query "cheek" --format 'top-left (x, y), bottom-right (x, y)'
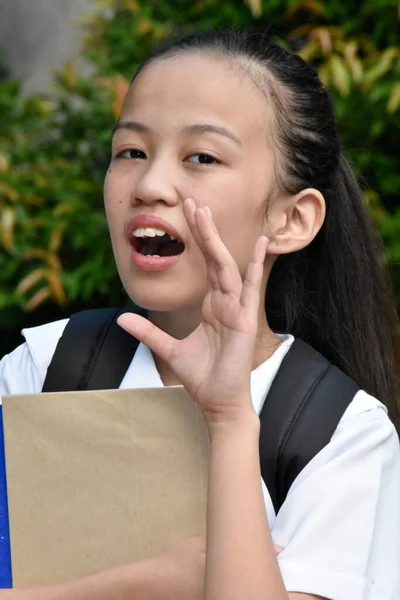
top-left (211, 194), bottom-right (266, 274)
top-left (103, 171), bottom-right (129, 231)
top-left (104, 165), bottom-right (133, 201)
top-left (103, 179), bottom-right (116, 234)
top-left (104, 169), bottom-right (116, 210)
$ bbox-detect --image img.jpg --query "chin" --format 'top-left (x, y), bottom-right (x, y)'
top-left (123, 284), bottom-right (203, 314)
top-left (115, 256), bottom-right (207, 312)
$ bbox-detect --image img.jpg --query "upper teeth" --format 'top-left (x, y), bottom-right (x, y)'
top-left (132, 227), bottom-right (176, 241)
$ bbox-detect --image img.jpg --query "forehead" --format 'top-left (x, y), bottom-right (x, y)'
top-left (121, 52), bottom-right (272, 142)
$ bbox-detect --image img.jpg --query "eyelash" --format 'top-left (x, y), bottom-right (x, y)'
top-left (114, 149), bottom-right (220, 165)
top-left (116, 149), bottom-right (146, 160)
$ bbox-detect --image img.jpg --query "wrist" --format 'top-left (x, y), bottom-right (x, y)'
top-left (114, 559), bottom-right (165, 600)
top-left (206, 405), bottom-right (260, 442)
top-left (54, 559), bottom-right (163, 600)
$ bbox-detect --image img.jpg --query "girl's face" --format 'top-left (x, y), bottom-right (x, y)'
top-left (104, 52), bottom-right (277, 312)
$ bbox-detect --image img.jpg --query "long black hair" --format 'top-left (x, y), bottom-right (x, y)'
top-left (132, 27), bottom-right (400, 421)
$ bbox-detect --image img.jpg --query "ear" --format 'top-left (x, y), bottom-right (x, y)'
top-left (265, 188), bottom-right (326, 255)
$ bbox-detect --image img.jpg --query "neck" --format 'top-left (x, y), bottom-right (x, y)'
top-left (147, 303), bottom-right (282, 387)
top-left (148, 304), bottom-right (204, 341)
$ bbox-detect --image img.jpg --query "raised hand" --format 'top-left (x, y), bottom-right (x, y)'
top-left (118, 197), bottom-right (269, 423)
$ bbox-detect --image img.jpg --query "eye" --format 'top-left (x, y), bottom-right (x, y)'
top-left (187, 153), bottom-right (219, 165)
top-left (115, 149), bottom-right (147, 160)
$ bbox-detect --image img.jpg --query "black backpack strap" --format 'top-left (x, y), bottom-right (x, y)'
top-left (42, 306), bottom-right (147, 392)
top-left (259, 338), bottom-right (360, 515)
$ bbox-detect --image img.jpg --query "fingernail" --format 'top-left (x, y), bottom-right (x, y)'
top-left (205, 206), bottom-right (212, 219)
top-left (275, 544), bottom-right (285, 553)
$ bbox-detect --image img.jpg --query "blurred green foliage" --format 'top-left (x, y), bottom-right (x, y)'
top-left (0, 0), bottom-right (399, 354)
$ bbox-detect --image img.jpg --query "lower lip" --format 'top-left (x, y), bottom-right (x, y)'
top-left (131, 245), bottom-right (183, 272)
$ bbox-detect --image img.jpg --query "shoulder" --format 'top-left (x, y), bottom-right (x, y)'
top-left (269, 339), bottom-right (400, 595)
top-left (290, 382), bottom-right (398, 494)
top-left (339, 387), bottom-right (389, 423)
top-left (330, 387), bottom-right (397, 470)
top-left (0, 318), bottom-right (69, 397)
top-left (318, 389), bottom-right (398, 475)
top-left (274, 390), bottom-right (400, 598)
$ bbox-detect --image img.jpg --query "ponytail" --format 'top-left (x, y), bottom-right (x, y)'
top-left (266, 153), bottom-right (400, 423)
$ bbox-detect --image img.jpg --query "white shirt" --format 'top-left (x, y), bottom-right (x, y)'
top-left (1, 318), bottom-right (400, 600)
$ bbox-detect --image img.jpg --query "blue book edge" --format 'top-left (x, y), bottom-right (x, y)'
top-left (0, 406), bottom-right (13, 587)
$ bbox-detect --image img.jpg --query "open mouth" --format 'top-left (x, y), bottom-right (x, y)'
top-left (131, 233), bottom-right (185, 257)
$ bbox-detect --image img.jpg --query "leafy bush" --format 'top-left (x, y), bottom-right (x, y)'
top-left (0, 0), bottom-right (399, 355)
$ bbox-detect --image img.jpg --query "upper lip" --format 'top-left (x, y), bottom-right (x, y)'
top-left (127, 214), bottom-right (184, 243)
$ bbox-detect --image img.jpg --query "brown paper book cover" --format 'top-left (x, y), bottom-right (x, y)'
top-left (2, 387), bottom-right (209, 587)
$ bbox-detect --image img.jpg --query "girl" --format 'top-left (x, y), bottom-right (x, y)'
top-left (1, 27), bottom-right (400, 600)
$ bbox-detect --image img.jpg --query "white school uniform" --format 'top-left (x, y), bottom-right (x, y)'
top-left (1, 318), bottom-right (399, 600)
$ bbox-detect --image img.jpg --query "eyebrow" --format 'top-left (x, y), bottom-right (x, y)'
top-left (111, 120), bottom-right (149, 137)
top-left (112, 120), bottom-right (242, 147)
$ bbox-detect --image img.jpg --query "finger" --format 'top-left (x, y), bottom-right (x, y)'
top-left (199, 208), bottom-right (220, 289)
top-left (274, 544), bottom-right (285, 555)
top-left (183, 198), bottom-right (205, 250)
top-left (194, 205), bottom-right (242, 297)
top-left (117, 313), bottom-right (176, 365)
top-left (183, 198), bottom-right (223, 265)
top-left (184, 199), bottom-right (242, 296)
top-left (183, 199), bottom-right (219, 289)
top-left (239, 235), bottom-right (269, 310)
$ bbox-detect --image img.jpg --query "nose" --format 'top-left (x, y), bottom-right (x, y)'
top-left (132, 156), bottom-right (180, 207)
